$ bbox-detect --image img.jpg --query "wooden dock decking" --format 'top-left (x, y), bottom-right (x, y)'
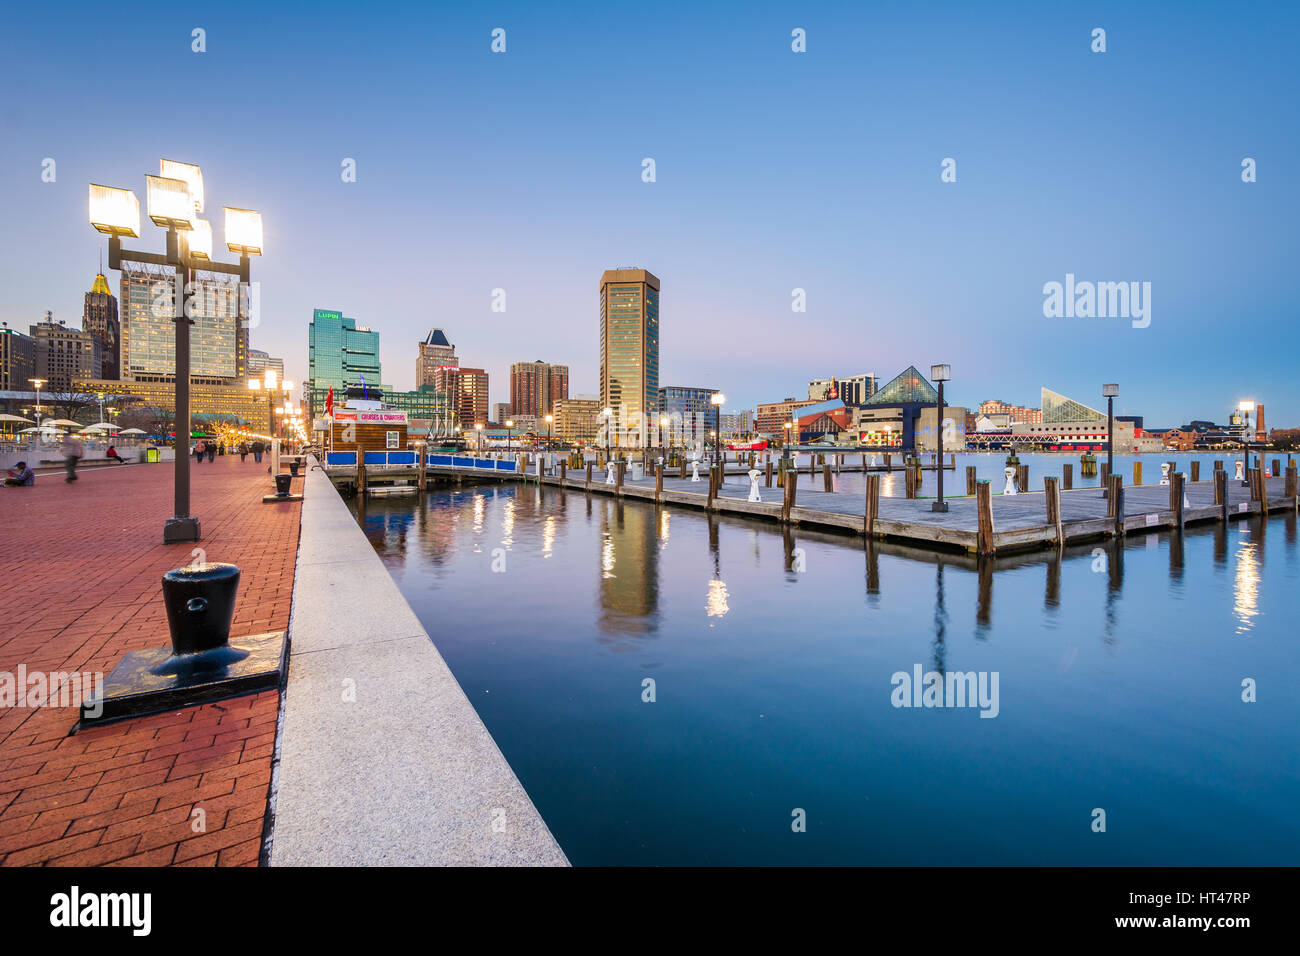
top-left (532, 467), bottom-right (1295, 555)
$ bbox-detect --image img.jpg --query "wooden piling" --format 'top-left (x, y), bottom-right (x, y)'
top-left (1190, 460), bottom-right (1200, 482)
top-left (585, 462), bottom-right (593, 490)
top-left (655, 462), bottom-right (663, 502)
top-left (1110, 475), bottom-right (1125, 535)
top-left (1287, 464), bottom-right (1298, 503)
top-left (680, 457), bottom-right (687, 480)
top-left (905, 465), bottom-right (917, 499)
top-left (1171, 472), bottom-right (1185, 527)
top-left (781, 469), bottom-right (797, 523)
top-left (1133, 461), bottom-right (1142, 486)
top-left (1214, 468), bottom-right (1226, 505)
top-left (616, 460), bottom-right (626, 495)
top-left (356, 447), bottom-right (367, 497)
top-left (976, 482), bottom-right (995, 555)
top-left (560, 460), bottom-right (567, 482)
top-left (765, 460), bottom-right (773, 487)
top-left (822, 463), bottom-right (833, 492)
top-left (865, 473), bottom-right (880, 537)
top-left (1273, 459), bottom-right (1281, 478)
top-left (1044, 476), bottom-right (1063, 545)
top-left (416, 442), bottom-right (428, 492)
top-left (1100, 463), bottom-right (1110, 486)
top-left (1062, 463), bottom-right (1073, 490)
top-left (884, 453), bottom-right (891, 470)
top-left (1017, 464), bottom-right (1028, 494)
top-left (1258, 467), bottom-right (1268, 512)
top-left (706, 466), bottom-right (716, 511)
top-left (966, 466), bottom-right (977, 496)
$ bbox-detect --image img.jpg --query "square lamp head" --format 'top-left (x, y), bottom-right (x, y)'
top-left (145, 175), bottom-right (194, 229)
top-left (88, 184), bottom-right (140, 237)
top-left (224, 206), bottom-right (263, 255)
top-left (930, 364), bottom-right (951, 382)
top-left (1102, 384), bottom-right (1119, 398)
top-left (188, 218), bottom-right (213, 260)
top-left (159, 160), bottom-right (204, 214)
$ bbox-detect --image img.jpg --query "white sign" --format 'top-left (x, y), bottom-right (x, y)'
top-left (334, 409), bottom-right (408, 425)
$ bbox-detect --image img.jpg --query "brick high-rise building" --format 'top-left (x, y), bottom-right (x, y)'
top-left (83, 272), bottom-right (121, 381)
top-left (509, 360), bottom-right (569, 418)
top-left (416, 328), bottom-right (457, 386)
top-left (30, 312), bottom-right (102, 390)
top-left (0, 324), bottom-right (37, 392)
top-left (434, 365), bottom-right (489, 428)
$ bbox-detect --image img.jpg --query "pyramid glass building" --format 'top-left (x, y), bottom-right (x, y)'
top-left (1041, 387), bottom-right (1105, 423)
top-left (866, 366), bottom-right (939, 405)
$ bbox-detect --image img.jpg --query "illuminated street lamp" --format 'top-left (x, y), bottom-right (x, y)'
top-left (602, 407), bottom-right (613, 462)
top-left (28, 378), bottom-right (45, 430)
top-left (545, 413), bottom-right (553, 450)
top-left (710, 392), bottom-right (726, 466)
top-left (89, 160), bottom-right (263, 543)
top-left (659, 416), bottom-right (670, 456)
top-left (930, 364), bottom-right (951, 512)
top-left (1237, 400), bottom-right (1255, 484)
top-left (505, 419), bottom-right (514, 455)
top-left (1101, 384), bottom-right (1119, 495)
top-left (475, 423), bottom-right (484, 454)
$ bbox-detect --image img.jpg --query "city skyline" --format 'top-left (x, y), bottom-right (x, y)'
top-left (2, 3), bottom-right (1297, 424)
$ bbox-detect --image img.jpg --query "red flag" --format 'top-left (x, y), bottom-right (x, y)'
top-left (326, 386), bottom-right (334, 417)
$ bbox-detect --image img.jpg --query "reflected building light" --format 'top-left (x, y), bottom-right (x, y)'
top-left (473, 494), bottom-right (485, 534)
top-left (601, 534), bottom-right (616, 579)
top-left (542, 515), bottom-right (555, 555)
top-left (659, 510), bottom-right (670, 544)
top-left (501, 499), bottom-right (515, 549)
top-left (1233, 540), bottom-right (1260, 634)
top-left (706, 578), bottom-right (730, 618)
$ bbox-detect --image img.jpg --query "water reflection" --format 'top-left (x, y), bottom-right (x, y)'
top-left (1233, 524), bottom-right (1260, 635)
top-left (597, 497), bottom-right (660, 638)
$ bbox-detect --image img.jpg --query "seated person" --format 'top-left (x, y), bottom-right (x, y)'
top-left (5, 462), bottom-right (36, 486)
top-left (105, 444), bottom-right (128, 464)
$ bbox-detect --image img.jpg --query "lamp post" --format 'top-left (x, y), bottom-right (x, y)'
top-left (1237, 401), bottom-right (1255, 484)
top-left (28, 378), bottom-right (45, 432)
top-left (1102, 384), bottom-right (1119, 495)
top-left (710, 392), bottom-right (726, 467)
top-left (602, 407), bottom-right (613, 462)
top-left (505, 419), bottom-right (514, 455)
top-left (475, 423), bottom-right (484, 454)
top-left (659, 416), bottom-right (670, 457)
top-left (545, 413), bottom-right (553, 451)
top-left (930, 364), bottom-right (951, 512)
top-left (89, 163), bottom-right (262, 543)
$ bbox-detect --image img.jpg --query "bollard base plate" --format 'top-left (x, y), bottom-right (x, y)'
top-left (74, 630), bottom-right (287, 730)
top-left (262, 493), bottom-right (304, 503)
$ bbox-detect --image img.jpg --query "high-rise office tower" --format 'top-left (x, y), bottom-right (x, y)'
top-left (119, 267), bottom-right (242, 381)
top-left (248, 348), bottom-right (285, 380)
top-left (83, 272), bottom-right (120, 380)
top-left (509, 360), bottom-right (569, 418)
top-left (416, 328), bottom-right (457, 386)
top-left (0, 323), bottom-right (37, 391)
top-left (599, 268), bottom-right (659, 447)
top-left (308, 309), bottom-right (382, 412)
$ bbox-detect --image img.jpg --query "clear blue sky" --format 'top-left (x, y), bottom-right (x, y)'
top-left (2, 1), bottom-right (1297, 426)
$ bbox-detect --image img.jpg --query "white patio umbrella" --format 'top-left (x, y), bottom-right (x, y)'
top-left (43, 419), bottom-right (84, 428)
top-left (0, 414), bottom-right (35, 423)
top-left (118, 427), bottom-right (146, 435)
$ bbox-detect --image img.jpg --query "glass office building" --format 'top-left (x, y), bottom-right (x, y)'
top-left (120, 267), bottom-right (243, 380)
top-left (599, 268), bottom-right (660, 447)
top-left (308, 308), bottom-right (383, 415)
top-left (658, 386), bottom-right (720, 446)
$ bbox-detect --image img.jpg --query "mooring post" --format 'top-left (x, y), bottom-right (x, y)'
top-left (1273, 458), bottom-right (1282, 478)
top-left (1044, 475), bottom-right (1062, 545)
top-left (976, 481), bottom-right (995, 555)
top-left (1214, 467), bottom-right (1227, 509)
top-left (1110, 475), bottom-right (1125, 535)
top-left (966, 465), bottom-right (977, 495)
top-left (1191, 460), bottom-right (1200, 482)
top-left (865, 472), bottom-right (880, 537)
top-left (655, 462), bottom-right (664, 502)
top-left (1133, 461), bottom-right (1143, 486)
top-left (782, 465), bottom-right (798, 522)
top-left (1286, 464), bottom-right (1298, 506)
top-left (616, 459), bottom-right (626, 495)
top-left (356, 447), bottom-right (367, 497)
top-left (559, 460), bottom-right (567, 483)
top-left (823, 463), bottom-right (833, 492)
top-left (706, 465), bottom-right (716, 511)
top-left (884, 452), bottom-right (892, 470)
top-left (1100, 462), bottom-right (1110, 487)
top-left (585, 461), bottom-right (592, 490)
top-left (1214, 460), bottom-right (1223, 473)
top-left (1258, 466), bottom-right (1268, 513)
top-left (765, 460), bottom-right (773, 487)
top-left (680, 456), bottom-right (688, 480)
top-left (416, 441), bottom-right (428, 492)
top-left (1062, 462), bottom-right (1073, 490)
top-left (1017, 464), bottom-right (1028, 494)
top-left (905, 465), bottom-right (917, 499)
top-left (1171, 472), bottom-right (1185, 527)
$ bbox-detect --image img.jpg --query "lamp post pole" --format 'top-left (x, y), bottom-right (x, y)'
top-left (1102, 384), bottom-right (1119, 496)
top-left (930, 365), bottom-right (950, 513)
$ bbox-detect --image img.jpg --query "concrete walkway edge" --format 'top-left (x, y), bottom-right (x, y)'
top-left (268, 461), bottom-right (568, 865)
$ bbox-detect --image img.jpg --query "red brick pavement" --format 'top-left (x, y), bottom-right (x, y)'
top-left (0, 455), bottom-right (300, 866)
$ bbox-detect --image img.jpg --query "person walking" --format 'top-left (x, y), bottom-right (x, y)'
top-left (193, 440), bottom-right (205, 464)
top-left (61, 433), bottom-right (84, 482)
top-left (206, 441), bottom-right (216, 463)
top-left (239, 441), bottom-right (248, 463)
top-left (251, 439), bottom-right (264, 464)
